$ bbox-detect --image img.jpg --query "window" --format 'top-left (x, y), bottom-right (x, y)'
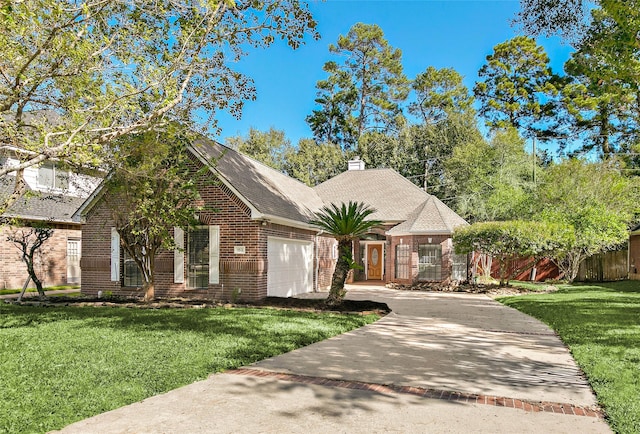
top-left (188, 226), bottom-right (209, 289)
top-left (452, 253), bottom-right (468, 281)
top-left (418, 244), bottom-right (442, 281)
top-left (38, 162), bottom-right (69, 190)
top-left (395, 244), bottom-right (410, 279)
top-left (123, 250), bottom-right (143, 287)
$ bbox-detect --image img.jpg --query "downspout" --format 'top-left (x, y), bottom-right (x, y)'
top-left (315, 230), bottom-right (323, 292)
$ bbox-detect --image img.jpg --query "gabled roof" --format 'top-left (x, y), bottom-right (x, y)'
top-left (190, 140), bottom-right (324, 225)
top-left (386, 196), bottom-right (468, 235)
top-left (0, 176), bottom-right (85, 224)
top-left (314, 168), bottom-right (467, 235)
top-left (314, 168), bottom-right (432, 221)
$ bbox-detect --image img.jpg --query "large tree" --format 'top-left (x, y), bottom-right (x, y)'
top-left (226, 127), bottom-right (293, 172)
top-left (534, 158), bottom-right (639, 281)
top-left (409, 66), bottom-right (475, 125)
top-left (474, 36), bottom-right (563, 138)
top-left (284, 139), bottom-right (345, 186)
top-left (0, 0), bottom-right (318, 211)
top-left (102, 127), bottom-right (206, 301)
top-left (306, 23), bottom-right (409, 151)
top-left (445, 128), bottom-right (537, 222)
top-left (557, 7), bottom-right (640, 158)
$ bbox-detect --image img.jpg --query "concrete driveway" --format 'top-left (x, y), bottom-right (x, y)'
top-left (56, 285), bottom-right (611, 433)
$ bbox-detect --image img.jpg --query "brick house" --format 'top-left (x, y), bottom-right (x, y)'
top-left (0, 161), bottom-right (99, 290)
top-left (76, 141), bottom-right (468, 301)
top-left (314, 160), bottom-right (469, 285)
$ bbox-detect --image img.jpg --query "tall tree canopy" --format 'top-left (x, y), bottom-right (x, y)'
top-left (306, 22), bottom-right (409, 151)
top-left (284, 139), bottom-right (345, 186)
top-left (409, 67), bottom-right (475, 125)
top-left (0, 0), bottom-right (318, 210)
top-left (226, 127), bottom-right (292, 172)
top-left (446, 128), bottom-right (536, 222)
top-left (474, 36), bottom-right (563, 138)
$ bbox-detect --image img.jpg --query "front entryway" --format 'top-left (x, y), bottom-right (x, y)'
top-left (66, 239), bottom-right (81, 284)
top-left (367, 244), bottom-right (383, 280)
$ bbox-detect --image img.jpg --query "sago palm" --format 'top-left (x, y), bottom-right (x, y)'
top-left (310, 201), bottom-right (382, 305)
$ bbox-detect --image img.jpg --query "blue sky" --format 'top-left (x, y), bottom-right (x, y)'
top-left (215, 0), bottom-right (574, 145)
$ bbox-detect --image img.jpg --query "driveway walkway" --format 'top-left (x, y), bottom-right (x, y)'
top-left (57, 285), bottom-right (611, 433)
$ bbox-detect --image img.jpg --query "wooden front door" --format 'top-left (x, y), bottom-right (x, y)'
top-left (367, 244), bottom-right (382, 280)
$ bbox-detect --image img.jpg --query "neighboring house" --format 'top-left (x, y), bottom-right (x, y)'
top-left (314, 158), bottom-right (469, 284)
top-left (629, 224), bottom-right (640, 280)
top-left (0, 157), bottom-right (100, 289)
top-left (76, 141), bottom-right (469, 301)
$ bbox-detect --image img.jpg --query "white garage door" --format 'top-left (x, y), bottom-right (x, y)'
top-left (267, 237), bottom-right (314, 297)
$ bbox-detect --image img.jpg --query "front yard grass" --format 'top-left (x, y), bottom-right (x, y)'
top-left (497, 281), bottom-right (640, 434)
top-left (0, 303), bottom-right (378, 433)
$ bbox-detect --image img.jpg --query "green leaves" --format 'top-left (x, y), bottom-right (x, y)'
top-left (310, 201), bottom-right (381, 241)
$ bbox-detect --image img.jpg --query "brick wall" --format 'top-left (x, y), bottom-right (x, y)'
top-left (0, 224), bottom-right (81, 289)
top-left (317, 235), bottom-right (337, 290)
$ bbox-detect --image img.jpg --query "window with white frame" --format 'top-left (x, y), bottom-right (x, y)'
top-left (38, 162), bottom-right (69, 190)
top-left (123, 250), bottom-right (143, 287)
top-left (452, 253), bottom-right (468, 281)
top-left (395, 244), bottom-right (410, 279)
top-left (418, 244), bottom-right (442, 281)
top-left (187, 226), bottom-right (209, 289)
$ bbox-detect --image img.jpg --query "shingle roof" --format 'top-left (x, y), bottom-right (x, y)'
top-left (314, 168), bottom-right (433, 222)
top-left (386, 196), bottom-right (468, 235)
top-left (191, 140), bottom-right (324, 224)
top-left (0, 176), bottom-right (85, 224)
top-left (314, 168), bottom-right (467, 235)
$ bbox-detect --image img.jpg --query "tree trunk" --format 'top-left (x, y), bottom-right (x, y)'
top-left (26, 262), bottom-right (46, 300)
top-left (143, 281), bottom-right (155, 302)
top-left (326, 240), bottom-right (352, 306)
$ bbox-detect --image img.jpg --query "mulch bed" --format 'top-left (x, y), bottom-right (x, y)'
top-left (4, 295), bottom-right (391, 315)
top-left (386, 281), bottom-right (560, 297)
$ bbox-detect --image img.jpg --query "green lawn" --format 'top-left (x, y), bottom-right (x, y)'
top-left (497, 280), bottom-right (640, 434)
top-left (0, 304), bottom-right (378, 433)
top-left (0, 285), bottom-right (80, 296)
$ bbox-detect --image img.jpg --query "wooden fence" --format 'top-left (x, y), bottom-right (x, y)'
top-left (577, 249), bottom-right (628, 282)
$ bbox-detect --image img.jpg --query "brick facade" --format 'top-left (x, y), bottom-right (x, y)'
top-left (0, 224), bottom-right (81, 289)
top-left (81, 162), bottom-right (324, 301)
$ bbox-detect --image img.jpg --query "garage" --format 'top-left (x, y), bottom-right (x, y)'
top-left (267, 237), bottom-right (314, 297)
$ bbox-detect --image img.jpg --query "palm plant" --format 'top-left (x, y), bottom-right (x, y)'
top-left (310, 201), bottom-right (382, 305)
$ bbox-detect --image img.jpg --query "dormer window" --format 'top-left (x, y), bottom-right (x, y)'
top-left (38, 162), bottom-right (69, 190)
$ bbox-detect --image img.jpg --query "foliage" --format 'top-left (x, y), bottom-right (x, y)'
top-left (102, 127), bottom-right (205, 301)
top-left (515, 0), bottom-right (588, 41)
top-left (498, 281), bottom-right (640, 433)
top-left (445, 128), bottom-right (537, 222)
top-left (409, 66), bottom-right (475, 125)
top-left (283, 139), bottom-right (345, 186)
top-left (0, 0), bottom-right (318, 210)
top-left (6, 223), bottom-right (54, 299)
top-left (534, 158), bottom-right (639, 281)
top-left (310, 201), bottom-right (382, 305)
top-left (453, 220), bottom-right (573, 285)
top-left (225, 127), bottom-right (292, 172)
top-left (0, 303), bottom-right (377, 433)
top-left (557, 7), bottom-right (640, 159)
top-left (474, 36), bottom-right (563, 137)
top-left (306, 23), bottom-right (409, 151)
